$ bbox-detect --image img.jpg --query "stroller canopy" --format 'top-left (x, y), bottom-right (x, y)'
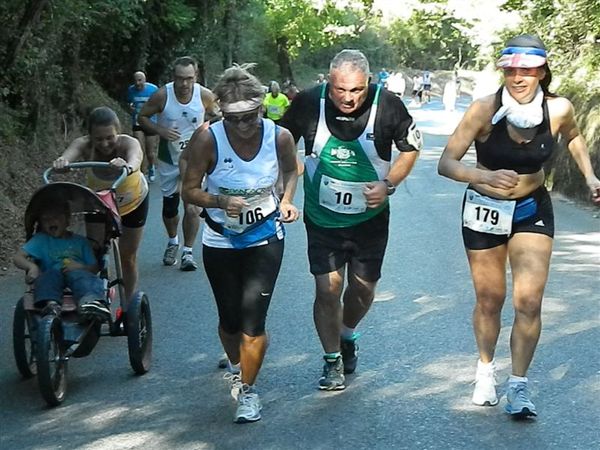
top-left (24, 182), bottom-right (121, 241)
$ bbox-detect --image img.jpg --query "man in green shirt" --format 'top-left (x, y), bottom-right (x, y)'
top-left (263, 81), bottom-right (290, 125)
top-left (280, 49), bottom-right (421, 390)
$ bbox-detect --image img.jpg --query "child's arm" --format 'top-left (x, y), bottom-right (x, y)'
top-left (13, 249), bottom-right (40, 283)
top-left (62, 259), bottom-right (99, 274)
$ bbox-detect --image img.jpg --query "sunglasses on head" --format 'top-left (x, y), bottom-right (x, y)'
top-left (223, 108), bottom-right (260, 125)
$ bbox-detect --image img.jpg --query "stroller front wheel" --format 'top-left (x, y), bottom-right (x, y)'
top-left (36, 315), bottom-right (68, 406)
top-left (127, 292), bottom-right (152, 375)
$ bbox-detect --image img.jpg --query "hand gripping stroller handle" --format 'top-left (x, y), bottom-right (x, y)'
top-left (44, 162), bottom-right (128, 190)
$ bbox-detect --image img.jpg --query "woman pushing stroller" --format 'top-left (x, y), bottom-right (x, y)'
top-left (53, 107), bottom-right (148, 309)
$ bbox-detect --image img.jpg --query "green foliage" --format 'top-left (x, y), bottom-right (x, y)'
top-left (263, 0), bottom-right (365, 56)
top-left (388, 9), bottom-right (477, 70)
top-left (499, 0), bottom-right (600, 84)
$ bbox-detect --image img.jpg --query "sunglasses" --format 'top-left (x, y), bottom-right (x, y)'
top-left (502, 67), bottom-right (539, 77)
top-left (223, 109), bottom-right (260, 125)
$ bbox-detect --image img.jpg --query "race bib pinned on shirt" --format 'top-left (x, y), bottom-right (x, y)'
top-left (463, 189), bottom-right (516, 235)
top-left (405, 121), bottom-right (423, 151)
top-left (224, 193), bottom-right (277, 234)
top-left (319, 175), bottom-right (367, 214)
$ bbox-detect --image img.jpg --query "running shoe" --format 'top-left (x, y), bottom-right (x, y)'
top-left (163, 243), bottom-right (179, 266)
top-left (79, 300), bottom-right (111, 321)
top-left (218, 353), bottom-right (229, 369)
top-left (234, 385), bottom-right (262, 423)
top-left (318, 356), bottom-right (345, 390)
top-left (472, 360), bottom-right (498, 406)
top-left (223, 372), bottom-right (243, 401)
top-left (180, 251), bottom-right (198, 271)
top-left (340, 334), bottom-right (360, 374)
top-left (505, 382), bottom-right (537, 418)
top-left (148, 165), bottom-right (156, 183)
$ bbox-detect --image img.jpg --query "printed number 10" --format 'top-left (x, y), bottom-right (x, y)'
top-left (335, 192), bottom-right (352, 205)
top-left (475, 206), bottom-right (499, 225)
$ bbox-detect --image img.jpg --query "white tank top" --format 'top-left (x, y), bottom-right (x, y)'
top-left (157, 82), bottom-right (205, 165)
top-left (203, 119), bottom-right (283, 248)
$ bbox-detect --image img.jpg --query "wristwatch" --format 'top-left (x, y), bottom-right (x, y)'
top-left (383, 178), bottom-right (396, 196)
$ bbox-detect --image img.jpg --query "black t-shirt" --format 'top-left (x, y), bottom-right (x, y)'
top-left (280, 83), bottom-right (417, 161)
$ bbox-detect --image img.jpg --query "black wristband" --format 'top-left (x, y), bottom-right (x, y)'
top-left (383, 178), bottom-right (396, 195)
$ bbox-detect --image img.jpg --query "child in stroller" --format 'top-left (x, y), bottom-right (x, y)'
top-left (13, 200), bottom-right (110, 321)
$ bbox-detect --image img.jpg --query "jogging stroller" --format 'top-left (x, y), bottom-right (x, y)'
top-left (12, 162), bottom-right (152, 406)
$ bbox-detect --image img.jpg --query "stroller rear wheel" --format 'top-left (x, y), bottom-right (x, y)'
top-left (37, 315), bottom-right (68, 406)
top-left (13, 298), bottom-right (37, 378)
top-left (127, 292), bottom-right (152, 375)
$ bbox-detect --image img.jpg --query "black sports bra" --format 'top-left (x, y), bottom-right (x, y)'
top-left (475, 89), bottom-right (554, 174)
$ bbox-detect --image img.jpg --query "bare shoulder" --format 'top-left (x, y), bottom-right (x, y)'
top-left (276, 125), bottom-right (293, 142)
top-left (118, 134), bottom-right (140, 146)
top-left (72, 135), bottom-right (90, 147)
top-left (200, 85), bottom-right (216, 101)
top-left (189, 127), bottom-right (215, 154)
top-left (470, 93), bottom-right (497, 118)
top-left (458, 94), bottom-right (496, 135)
top-left (70, 135), bottom-right (92, 156)
top-left (546, 95), bottom-right (574, 119)
top-left (149, 86), bottom-right (167, 104)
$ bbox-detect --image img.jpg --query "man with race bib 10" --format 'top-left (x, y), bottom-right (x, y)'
top-left (280, 49), bottom-right (422, 391)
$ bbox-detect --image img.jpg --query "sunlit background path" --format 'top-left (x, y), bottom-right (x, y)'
top-left (1, 96), bottom-right (598, 450)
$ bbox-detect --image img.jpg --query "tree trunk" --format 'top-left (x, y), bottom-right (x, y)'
top-left (4, 0), bottom-right (50, 69)
top-left (222, 0), bottom-right (236, 68)
top-left (276, 36), bottom-right (294, 83)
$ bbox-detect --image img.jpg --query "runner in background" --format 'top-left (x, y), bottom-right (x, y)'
top-left (138, 56), bottom-right (218, 271)
top-left (127, 71), bottom-right (159, 182)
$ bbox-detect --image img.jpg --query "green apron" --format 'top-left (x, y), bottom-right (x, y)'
top-left (304, 84), bottom-right (389, 228)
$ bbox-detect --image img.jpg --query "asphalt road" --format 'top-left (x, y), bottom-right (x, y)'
top-left (1, 96), bottom-right (599, 450)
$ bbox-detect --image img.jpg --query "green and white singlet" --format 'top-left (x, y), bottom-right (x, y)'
top-left (304, 84), bottom-right (390, 228)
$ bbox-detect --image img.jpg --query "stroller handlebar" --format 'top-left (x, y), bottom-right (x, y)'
top-left (44, 162), bottom-right (129, 190)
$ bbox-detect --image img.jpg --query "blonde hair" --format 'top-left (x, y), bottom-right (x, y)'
top-left (213, 64), bottom-right (265, 105)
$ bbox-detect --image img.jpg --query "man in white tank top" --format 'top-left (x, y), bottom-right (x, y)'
top-left (139, 56), bottom-right (219, 271)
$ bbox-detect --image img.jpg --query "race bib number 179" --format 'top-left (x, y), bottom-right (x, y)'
top-left (463, 189), bottom-right (515, 235)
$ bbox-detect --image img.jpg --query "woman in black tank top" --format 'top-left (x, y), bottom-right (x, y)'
top-left (438, 34), bottom-right (600, 418)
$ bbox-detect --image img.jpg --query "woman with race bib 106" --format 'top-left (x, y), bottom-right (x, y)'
top-left (438, 34), bottom-right (600, 418)
top-left (182, 64), bottom-right (299, 424)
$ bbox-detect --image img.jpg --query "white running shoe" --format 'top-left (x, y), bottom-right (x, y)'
top-left (234, 386), bottom-right (262, 423)
top-left (472, 359), bottom-right (498, 406)
top-left (223, 372), bottom-right (243, 401)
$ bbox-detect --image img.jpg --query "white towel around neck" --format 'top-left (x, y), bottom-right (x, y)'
top-left (491, 86), bottom-right (544, 129)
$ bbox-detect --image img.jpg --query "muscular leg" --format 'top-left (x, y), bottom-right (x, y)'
top-left (163, 214), bottom-right (179, 239)
top-left (313, 269), bottom-right (345, 354)
top-left (219, 326), bottom-right (241, 365)
top-left (145, 134), bottom-right (158, 168)
top-left (182, 202), bottom-right (200, 248)
top-left (240, 333), bottom-right (268, 385)
top-left (118, 225), bottom-right (144, 306)
top-left (467, 245), bottom-right (508, 363)
top-left (508, 233), bottom-right (552, 376)
top-left (342, 269), bottom-right (377, 329)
